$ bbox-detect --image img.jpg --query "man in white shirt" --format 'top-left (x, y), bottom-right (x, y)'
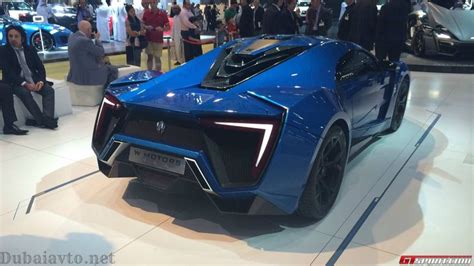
top-left (179, 0), bottom-right (198, 62)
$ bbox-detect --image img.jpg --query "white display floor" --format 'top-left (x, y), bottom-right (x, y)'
top-left (0, 71), bottom-right (472, 265)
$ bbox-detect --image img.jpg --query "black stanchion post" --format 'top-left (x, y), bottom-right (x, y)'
top-left (167, 37), bottom-right (172, 71)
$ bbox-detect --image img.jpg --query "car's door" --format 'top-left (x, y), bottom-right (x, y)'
top-left (336, 49), bottom-right (386, 139)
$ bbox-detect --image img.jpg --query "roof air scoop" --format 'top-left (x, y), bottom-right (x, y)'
top-left (202, 38), bottom-right (309, 90)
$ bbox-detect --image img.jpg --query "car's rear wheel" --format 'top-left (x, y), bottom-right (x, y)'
top-left (31, 31), bottom-right (54, 52)
top-left (412, 30), bottom-right (425, 57)
top-left (386, 77), bottom-right (409, 133)
top-left (297, 125), bottom-right (347, 220)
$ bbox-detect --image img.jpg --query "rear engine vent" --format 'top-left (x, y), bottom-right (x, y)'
top-left (201, 45), bottom-right (307, 90)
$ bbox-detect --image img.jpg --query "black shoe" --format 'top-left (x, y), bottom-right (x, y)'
top-left (174, 62), bottom-right (181, 66)
top-left (25, 119), bottom-right (45, 128)
top-left (43, 117), bottom-right (58, 129)
top-left (3, 124), bottom-right (29, 135)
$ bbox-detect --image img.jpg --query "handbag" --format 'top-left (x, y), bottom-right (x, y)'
top-left (138, 36), bottom-right (148, 49)
top-left (126, 46), bottom-right (141, 67)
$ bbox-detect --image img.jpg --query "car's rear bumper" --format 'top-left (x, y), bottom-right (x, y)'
top-left (94, 134), bottom-right (290, 215)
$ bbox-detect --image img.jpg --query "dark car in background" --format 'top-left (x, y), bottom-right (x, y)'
top-left (48, 5), bottom-right (79, 32)
top-left (0, 1), bottom-right (36, 21)
top-left (406, 2), bottom-right (474, 57)
top-left (0, 15), bottom-right (72, 51)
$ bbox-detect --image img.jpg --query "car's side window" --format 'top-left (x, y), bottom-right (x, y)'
top-left (357, 51), bottom-right (379, 74)
top-left (336, 50), bottom-right (380, 82)
top-left (336, 51), bottom-right (362, 82)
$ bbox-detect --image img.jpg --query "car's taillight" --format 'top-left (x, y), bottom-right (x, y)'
top-left (201, 116), bottom-right (283, 186)
top-left (93, 93), bottom-right (124, 150)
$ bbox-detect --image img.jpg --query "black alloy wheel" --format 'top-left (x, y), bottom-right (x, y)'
top-left (387, 78), bottom-right (409, 133)
top-left (31, 31), bottom-right (54, 52)
top-left (413, 31), bottom-right (425, 57)
top-left (297, 125), bottom-right (348, 220)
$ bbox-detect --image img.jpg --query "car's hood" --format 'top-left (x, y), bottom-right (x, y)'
top-left (427, 2), bottom-right (474, 41)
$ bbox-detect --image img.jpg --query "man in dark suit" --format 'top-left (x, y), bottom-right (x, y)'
top-left (1, 45), bottom-right (28, 135)
top-left (348, 0), bottom-right (378, 51)
top-left (67, 20), bottom-right (118, 88)
top-left (279, 0), bottom-right (300, 34)
top-left (239, 0), bottom-right (255, 37)
top-left (375, 0), bottom-right (410, 61)
top-left (253, 0), bottom-right (264, 35)
top-left (337, 0), bottom-right (355, 41)
top-left (262, 0), bottom-right (284, 34)
top-left (304, 0), bottom-right (332, 36)
top-left (2, 25), bottom-right (57, 129)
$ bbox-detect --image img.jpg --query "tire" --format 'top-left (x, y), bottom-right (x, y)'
top-left (412, 30), bottom-right (425, 57)
top-left (31, 31), bottom-right (54, 52)
top-left (297, 125), bottom-right (348, 220)
top-left (386, 77), bottom-right (409, 133)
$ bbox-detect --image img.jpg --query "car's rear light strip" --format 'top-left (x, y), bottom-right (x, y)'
top-left (213, 122), bottom-right (273, 167)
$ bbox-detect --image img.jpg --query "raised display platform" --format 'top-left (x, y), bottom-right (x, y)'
top-left (401, 52), bottom-right (474, 74)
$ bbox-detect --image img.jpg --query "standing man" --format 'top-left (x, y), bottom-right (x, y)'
top-left (76, 0), bottom-right (93, 24)
top-left (304, 0), bottom-right (332, 36)
top-left (170, 5), bottom-right (184, 65)
top-left (142, 0), bottom-right (169, 71)
top-left (96, 0), bottom-right (111, 42)
top-left (253, 0), bottom-right (264, 35)
top-left (375, 0), bottom-right (410, 61)
top-left (337, 0), bottom-right (355, 41)
top-left (36, 0), bottom-right (52, 23)
top-left (348, 0), bottom-right (378, 51)
top-left (279, 0), bottom-right (299, 34)
top-left (2, 25), bottom-right (57, 129)
top-left (239, 0), bottom-right (255, 37)
top-left (262, 0), bottom-right (284, 35)
top-left (179, 0), bottom-right (198, 62)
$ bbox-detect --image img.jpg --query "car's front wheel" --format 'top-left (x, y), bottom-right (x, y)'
top-left (412, 30), bottom-right (425, 57)
top-left (297, 125), bottom-right (348, 220)
top-left (31, 31), bottom-right (54, 52)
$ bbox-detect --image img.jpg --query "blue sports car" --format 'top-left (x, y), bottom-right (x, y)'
top-left (0, 15), bottom-right (71, 51)
top-left (92, 35), bottom-right (410, 219)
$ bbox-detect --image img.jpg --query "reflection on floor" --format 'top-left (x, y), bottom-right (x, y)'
top-left (0, 72), bottom-right (472, 265)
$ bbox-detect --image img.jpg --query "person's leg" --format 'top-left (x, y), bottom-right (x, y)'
top-left (0, 84), bottom-right (17, 126)
top-left (176, 38), bottom-right (185, 64)
top-left (103, 65), bottom-right (119, 90)
top-left (13, 85), bottom-right (43, 124)
top-left (181, 31), bottom-right (193, 62)
top-left (155, 42), bottom-right (163, 71)
top-left (388, 43), bottom-right (403, 61)
top-left (145, 42), bottom-right (155, 70)
top-left (375, 42), bottom-right (387, 61)
top-left (36, 84), bottom-right (55, 120)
